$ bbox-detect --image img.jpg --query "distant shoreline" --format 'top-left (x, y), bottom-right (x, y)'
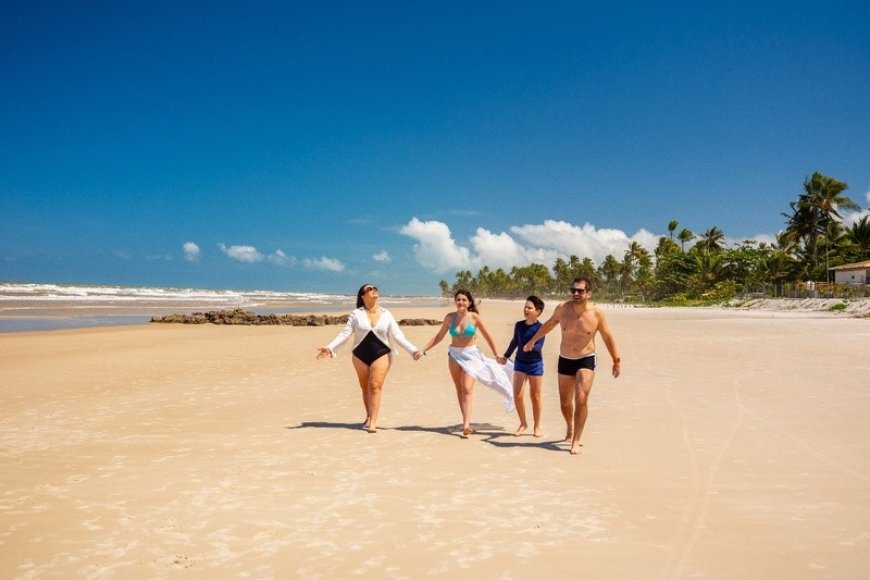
top-left (3, 296), bottom-right (867, 333)
top-left (0, 282), bottom-right (447, 333)
top-left (3, 282), bottom-right (868, 333)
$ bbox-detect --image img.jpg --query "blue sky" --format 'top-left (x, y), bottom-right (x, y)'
top-left (2, 1), bottom-right (869, 295)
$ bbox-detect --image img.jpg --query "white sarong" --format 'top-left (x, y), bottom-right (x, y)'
top-left (447, 346), bottom-right (515, 412)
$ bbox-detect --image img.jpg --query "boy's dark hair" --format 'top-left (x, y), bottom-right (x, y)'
top-left (526, 295), bottom-right (544, 313)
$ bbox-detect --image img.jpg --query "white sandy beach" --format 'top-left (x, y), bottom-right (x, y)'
top-left (1, 301), bottom-right (869, 578)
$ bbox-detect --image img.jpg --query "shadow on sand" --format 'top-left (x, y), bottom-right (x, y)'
top-left (288, 420), bottom-right (503, 440)
top-left (286, 421), bottom-right (571, 452)
top-left (285, 421), bottom-right (365, 432)
top-left (479, 430), bottom-right (568, 452)
top-left (286, 420), bottom-right (479, 439)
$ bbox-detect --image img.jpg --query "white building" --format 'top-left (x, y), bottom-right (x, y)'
top-left (829, 260), bottom-right (870, 285)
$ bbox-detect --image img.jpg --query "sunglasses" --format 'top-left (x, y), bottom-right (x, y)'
top-left (569, 287), bottom-right (588, 295)
top-left (363, 285), bottom-right (378, 293)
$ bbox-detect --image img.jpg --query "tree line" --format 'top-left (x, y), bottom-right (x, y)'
top-left (439, 172), bottom-right (870, 302)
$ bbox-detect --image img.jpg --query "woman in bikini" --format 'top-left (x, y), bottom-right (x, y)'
top-left (317, 283), bottom-right (420, 433)
top-left (416, 289), bottom-right (513, 436)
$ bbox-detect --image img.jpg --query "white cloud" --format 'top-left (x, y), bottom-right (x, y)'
top-left (183, 241), bottom-right (201, 262)
top-left (373, 250), bottom-right (392, 263)
top-left (469, 229), bottom-right (525, 267)
top-left (400, 217), bottom-right (663, 274)
top-left (304, 257), bottom-right (345, 272)
top-left (399, 218), bottom-right (473, 273)
top-left (268, 249), bottom-right (297, 267)
top-left (511, 220), bottom-right (658, 262)
top-left (844, 208), bottom-right (870, 226)
top-left (470, 228), bottom-right (561, 269)
top-left (219, 243), bottom-right (264, 263)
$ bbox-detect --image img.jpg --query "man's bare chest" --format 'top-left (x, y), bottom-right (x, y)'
top-left (560, 310), bottom-right (598, 335)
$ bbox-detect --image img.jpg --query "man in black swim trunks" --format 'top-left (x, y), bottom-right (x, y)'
top-left (523, 278), bottom-right (620, 455)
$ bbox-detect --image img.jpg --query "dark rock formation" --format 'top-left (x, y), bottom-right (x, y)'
top-left (151, 309), bottom-right (441, 326)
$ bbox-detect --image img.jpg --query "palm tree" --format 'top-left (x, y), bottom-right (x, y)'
top-left (625, 241), bottom-right (646, 264)
top-left (579, 257), bottom-right (599, 286)
top-left (775, 230), bottom-right (798, 258)
top-left (634, 248), bottom-right (653, 301)
top-left (476, 265), bottom-right (492, 296)
top-left (655, 236), bottom-right (680, 259)
top-left (438, 280), bottom-right (450, 297)
top-left (803, 172), bottom-right (857, 222)
top-left (782, 199), bottom-right (819, 272)
top-left (489, 268), bottom-right (513, 296)
top-left (820, 221), bottom-right (849, 269)
top-left (454, 270), bottom-right (473, 292)
top-left (599, 255), bottom-right (621, 297)
top-left (618, 242), bottom-right (647, 298)
top-left (619, 254), bottom-right (634, 295)
top-left (845, 216), bottom-right (870, 261)
top-left (511, 263), bottom-right (551, 295)
top-left (552, 257), bottom-right (570, 293)
top-left (786, 172), bottom-right (859, 280)
top-left (668, 220), bottom-right (679, 241)
top-left (653, 248), bottom-right (692, 299)
top-left (804, 171), bottom-right (861, 282)
top-left (692, 251), bottom-right (728, 285)
top-left (759, 250), bottom-right (796, 296)
top-left (678, 228), bottom-right (694, 251)
top-left (568, 254), bottom-right (582, 278)
top-left (696, 227), bottom-right (725, 253)
top-left (528, 263), bottom-right (553, 294)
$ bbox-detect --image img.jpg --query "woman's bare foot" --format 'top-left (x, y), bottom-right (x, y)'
top-left (366, 425), bottom-right (377, 433)
top-left (462, 426), bottom-right (475, 436)
top-left (570, 443), bottom-right (582, 455)
top-left (533, 426), bottom-right (543, 438)
top-left (513, 424), bottom-right (527, 436)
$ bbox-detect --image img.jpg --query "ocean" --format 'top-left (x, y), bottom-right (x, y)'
top-left (0, 283), bottom-right (444, 333)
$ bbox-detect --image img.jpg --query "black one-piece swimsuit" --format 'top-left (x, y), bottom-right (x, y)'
top-left (352, 331), bottom-right (391, 365)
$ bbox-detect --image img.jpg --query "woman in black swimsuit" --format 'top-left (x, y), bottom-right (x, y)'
top-left (316, 283), bottom-right (420, 433)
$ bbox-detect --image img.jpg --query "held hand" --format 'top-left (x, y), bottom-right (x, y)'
top-left (496, 355), bottom-right (507, 365)
top-left (316, 347), bottom-right (332, 360)
top-left (413, 351), bottom-right (425, 361)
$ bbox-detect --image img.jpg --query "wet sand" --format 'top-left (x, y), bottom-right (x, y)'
top-left (1, 302), bottom-right (869, 578)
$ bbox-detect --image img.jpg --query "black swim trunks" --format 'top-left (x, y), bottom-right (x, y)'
top-left (352, 331), bottom-right (391, 365)
top-left (557, 353), bottom-right (596, 376)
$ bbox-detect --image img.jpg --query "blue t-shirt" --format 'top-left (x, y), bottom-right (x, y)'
top-left (503, 320), bottom-right (544, 364)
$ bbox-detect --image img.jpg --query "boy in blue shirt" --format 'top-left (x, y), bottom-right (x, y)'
top-left (498, 296), bottom-right (546, 437)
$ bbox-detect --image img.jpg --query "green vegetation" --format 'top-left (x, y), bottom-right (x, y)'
top-left (439, 172), bottom-right (870, 302)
